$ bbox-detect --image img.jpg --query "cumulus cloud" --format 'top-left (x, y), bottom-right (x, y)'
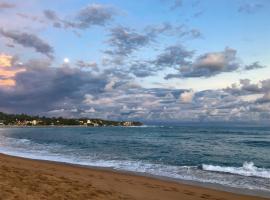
top-left (180, 90), bottom-right (194, 103)
top-left (225, 79), bottom-right (269, 95)
top-left (181, 47), bottom-right (240, 77)
top-left (165, 47), bottom-right (246, 79)
top-left (0, 54), bottom-right (25, 87)
top-left (0, 29), bottom-right (54, 59)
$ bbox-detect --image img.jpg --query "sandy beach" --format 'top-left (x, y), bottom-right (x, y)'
top-left (0, 153), bottom-right (268, 200)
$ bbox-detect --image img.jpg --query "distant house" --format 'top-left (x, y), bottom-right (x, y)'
top-left (123, 121), bottom-right (133, 126)
top-left (0, 120), bottom-right (4, 125)
top-left (32, 120), bottom-right (37, 126)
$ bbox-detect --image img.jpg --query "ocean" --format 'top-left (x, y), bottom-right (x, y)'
top-left (0, 126), bottom-right (269, 196)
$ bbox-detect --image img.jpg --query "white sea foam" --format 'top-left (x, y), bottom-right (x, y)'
top-left (202, 162), bottom-right (270, 179)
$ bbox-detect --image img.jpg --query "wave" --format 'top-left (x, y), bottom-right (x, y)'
top-left (202, 162), bottom-right (270, 179)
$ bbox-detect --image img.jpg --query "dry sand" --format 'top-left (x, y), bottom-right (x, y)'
top-left (0, 153), bottom-right (268, 200)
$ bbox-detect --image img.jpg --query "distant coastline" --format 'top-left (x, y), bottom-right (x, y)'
top-left (0, 125), bottom-right (142, 128)
top-left (0, 112), bottom-right (143, 127)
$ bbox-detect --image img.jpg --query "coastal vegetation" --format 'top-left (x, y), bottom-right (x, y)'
top-left (0, 112), bottom-right (142, 127)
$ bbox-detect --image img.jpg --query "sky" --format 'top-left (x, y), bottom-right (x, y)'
top-left (0, 0), bottom-right (270, 123)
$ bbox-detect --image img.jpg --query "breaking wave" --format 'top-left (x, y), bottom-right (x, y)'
top-left (202, 162), bottom-right (270, 179)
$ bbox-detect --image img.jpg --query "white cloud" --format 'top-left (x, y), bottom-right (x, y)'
top-left (180, 90), bottom-right (194, 103)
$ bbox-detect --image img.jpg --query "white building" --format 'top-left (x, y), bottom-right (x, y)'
top-left (32, 120), bottom-right (37, 126)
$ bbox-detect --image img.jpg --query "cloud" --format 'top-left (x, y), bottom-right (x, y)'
top-left (0, 29), bottom-right (54, 59)
top-left (256, 92), bottom-right (270, 104)
top-left (170, 0), bottom-right (183, 10)
top-left (106, 26), bottom-right (151, 57)
top-left (238, 3), bottom-right (263, 14)
top-left (225, 79), bottom-right (270, 95)
top-left (43, 4), bottom-right (117, 30)
top-left (182, 47), bottom-right (240, 77)
top-left (165, 47), bottom-right (241, 79)
top-left (0, 58), bottom-right (107, 113)
top-left (1, 57), bottom-right (270, 123)
top-left (0, 54), bottom-right (26, 87)
top-left (104, 77), bottom-right (118, 91)
top-left (0, 2), bottom-right (15, 10)
top-left (76, 60), bottom-right (99, 71)
top-left (16, 13), bottom-right (45, 24)
top-left (244, 61), bottom-right (266, 70)
top-left (153, 45), bottom-right (194, 69)
top-left (162, 0), bottom-right (183, 10)
top-left (129, 61), bottom-right (155, 78)
top-left (180, 90), bottom-right (194, 103)
top-left (43, 9), bottom-right (58, 21)
top-left (145, 23), bottom-right (203, 39)
top-left (144, 22), bottom-right (174, 38)
top-left (74, 4), bottom-right (116, 29)
top-left (103, 23), bottom-right (202, 68)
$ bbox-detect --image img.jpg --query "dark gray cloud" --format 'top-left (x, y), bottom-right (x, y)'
top-left (238, 2), bottom-right (263, 14)
top-left (153, 45), bottom-right (194, 69)
top-left (0, 29), bottom-right (54, 59)
top-left (106, 26), bottom-right (152, 56)
top-left (0, 59), bottom-right (107, 114)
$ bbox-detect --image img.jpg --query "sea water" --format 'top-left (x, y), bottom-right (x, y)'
top-left (0, 126), bottom-right (269, 196)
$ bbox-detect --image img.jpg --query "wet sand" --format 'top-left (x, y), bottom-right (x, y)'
top-left (0, 153), bottom-right (268, 200)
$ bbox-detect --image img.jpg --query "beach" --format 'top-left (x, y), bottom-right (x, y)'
top-left (0, 153), bottom-right (268, 200)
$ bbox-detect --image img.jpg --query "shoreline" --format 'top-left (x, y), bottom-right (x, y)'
top-left (0, 153), bottom-right (268, 200)
top-left (0, 125), bottom-right (143, 128)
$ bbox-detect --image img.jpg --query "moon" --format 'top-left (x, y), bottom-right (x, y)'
top-left (63, 58), bottom-right (70, 64)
